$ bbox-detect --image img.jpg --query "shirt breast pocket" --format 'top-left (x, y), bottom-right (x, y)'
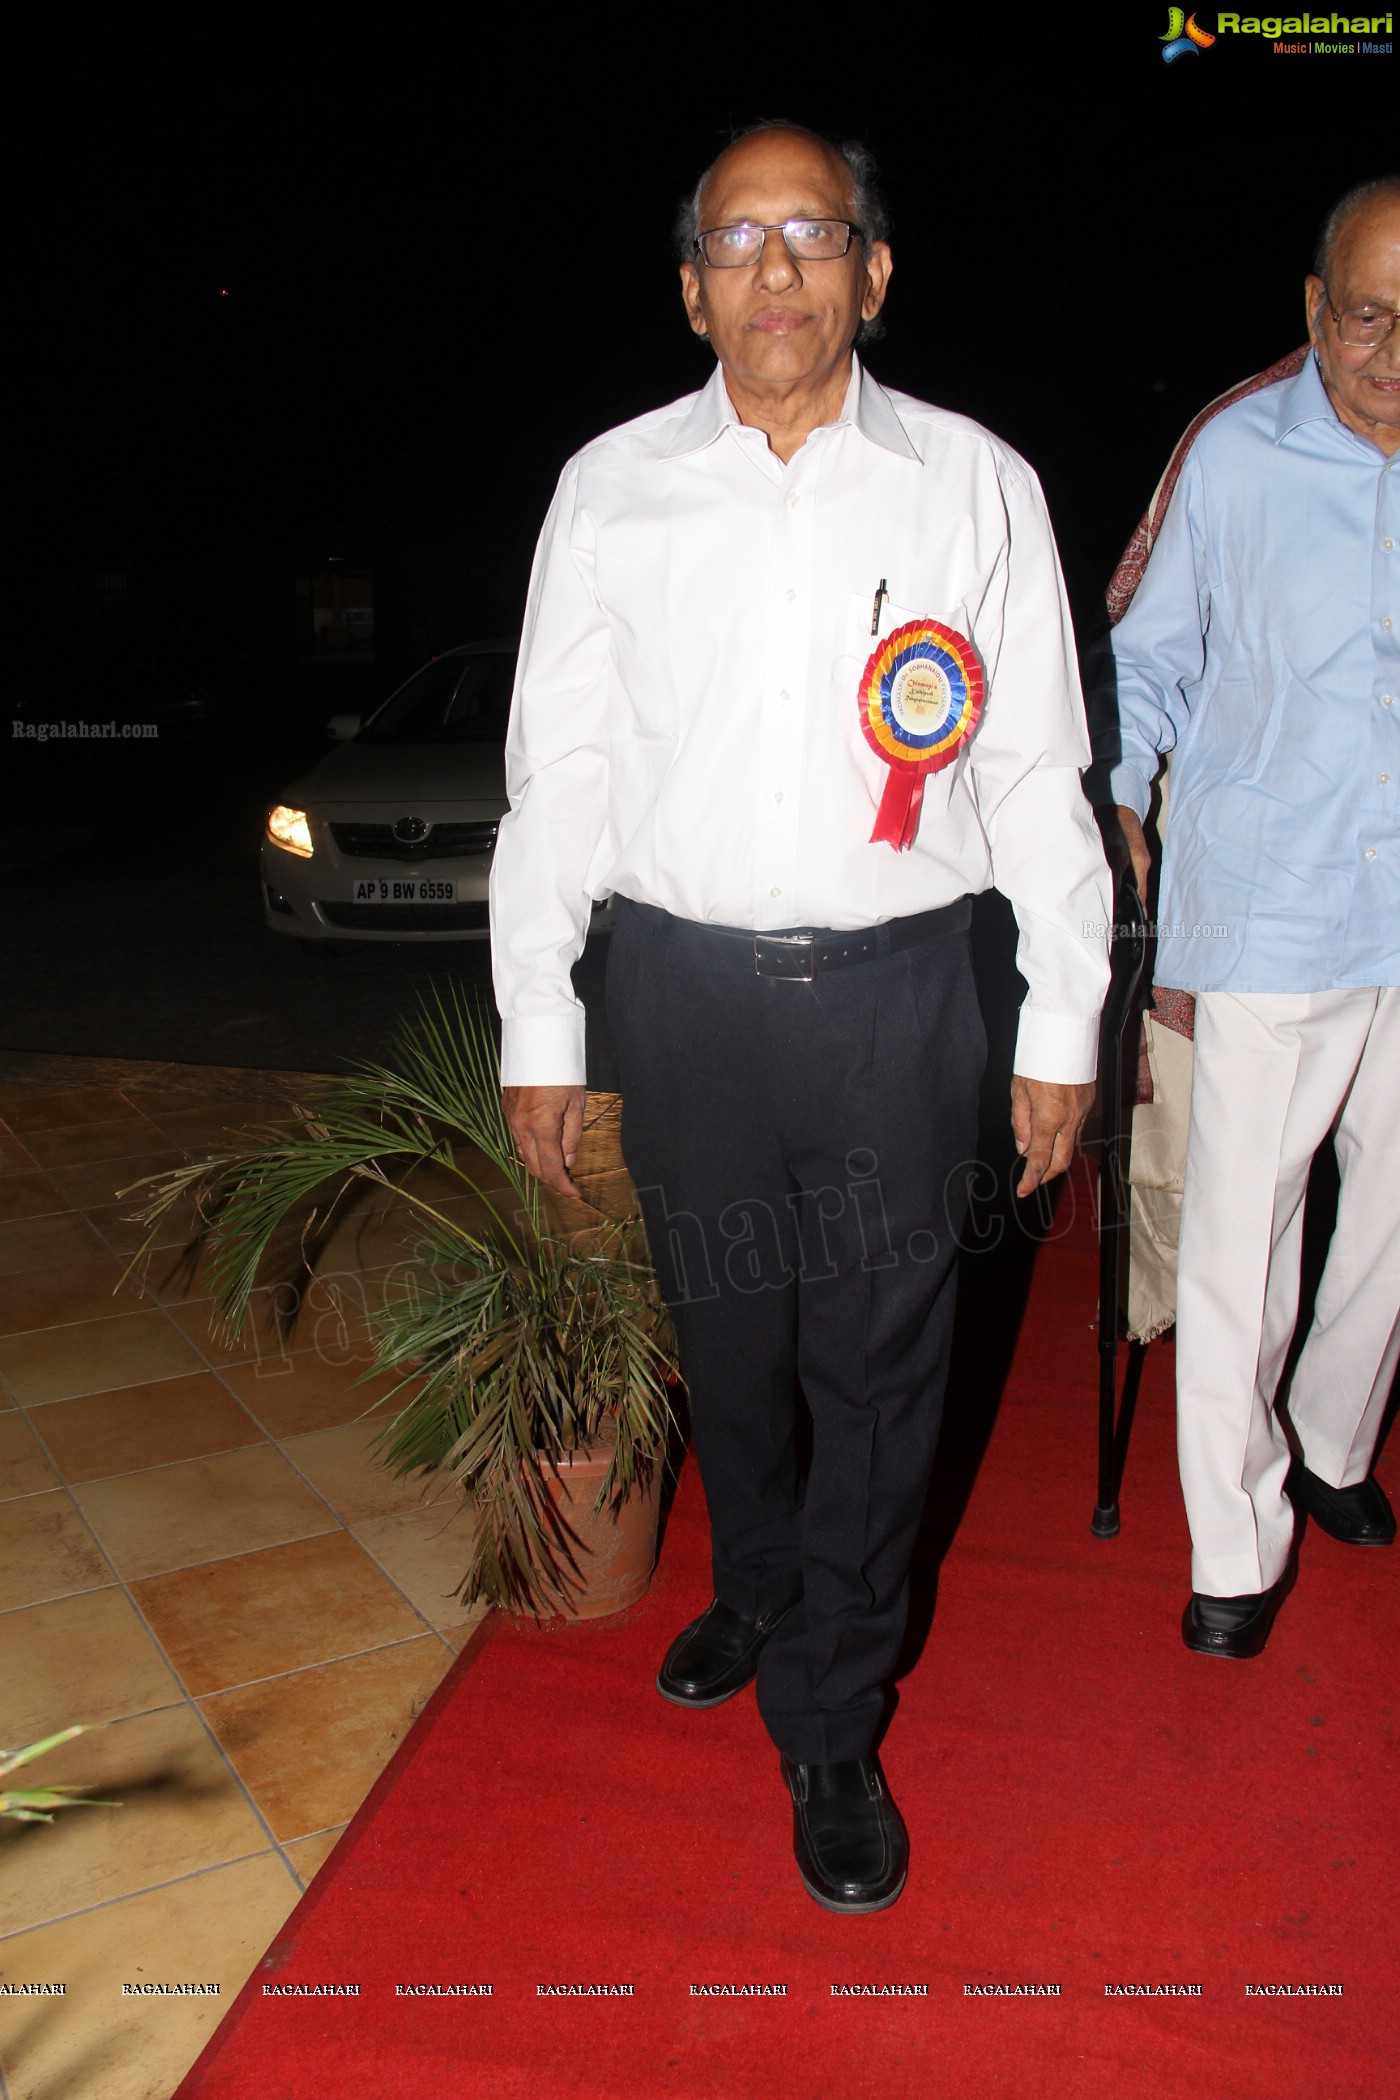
top-left (833, 591), bottom-right (925, 698)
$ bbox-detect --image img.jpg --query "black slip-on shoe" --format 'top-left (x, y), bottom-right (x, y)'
top-left (781, 1753), bottom-right (909, 1915)
top-left (1288, 1463), bottom-right (1396, 1547)
top-left (1181, 1562), bottom-right (1295, 1659)
top-left (655, 1598), bottom-right (796, 1710)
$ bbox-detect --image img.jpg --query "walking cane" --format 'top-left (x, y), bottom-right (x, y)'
top-left (1092, 869), bottom-right (1147, 1538)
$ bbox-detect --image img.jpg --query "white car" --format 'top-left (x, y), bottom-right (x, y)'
top-left (261, 642), bottom-right (517, 942)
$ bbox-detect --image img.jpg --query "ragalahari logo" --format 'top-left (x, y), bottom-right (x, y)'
top-left (1161, 6), bottom-right (1218, 54)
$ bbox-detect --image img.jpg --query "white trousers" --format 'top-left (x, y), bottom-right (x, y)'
top-left (1176, 987), bottom-right (1400, 1597)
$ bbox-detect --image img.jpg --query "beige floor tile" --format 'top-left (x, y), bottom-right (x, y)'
top-left (137, 1102), bottom-right (293, 1151)
top-left (23, 1120), bottom-right (166, 1171)
top-left (112, 1086), bottom-right (217, 1112)
top-left (73, 1445), bottom-right (334, 1580)
top-left (440, 1616), bottom-right (490, 1654)
top-left (0, 1173), bottom-right (71, 1226)
top-left (0, 1853), bottom-right (297, 2100)
top-left (0, 1132), bottom-right (34, 1174)
top-left (1, 1589), bottom-right (183, 1741)
top-left (283, 1823), bottom-right (348, 1887)
top-left (0, 1491), bottom-right (110, 1610)
top-left (121, 1084), bottom-right (270, 1113)
top-left (141, 1232), bottom-right (299, 1307)
top-left (28, 1372), bottom-right (262, 1484)
top-left (200, 1635), bottom-right (450, 1840)
top-left (0, 1085), bottom-right (144, 1133)
top-left (164, 1273), bottom-right (371, 1371)
top-left (282, 1418), bottom-right (439, 1523)
top-left (0, 1414), bottom-right (60, 1501)
top-left (0, 1703), bottom-right (272, 1936)
top-left (291, 1203), bottom-right (409, 1272)
top-left (0, 1310), bottom-right (205, 1406)
top-left (85, 1191), bottom-right (202, 1257)
top-left (161, 1291), bottom-right (284, 1371)
top-left (351, 1504), bottom-right (486, 1634)
top-left (131, 1530), bottom-right (427, 1696)
top-left (136, 1235), bottom-right (218, 1305)
top-left (220, 1348), bottom-right (400, 1438)
top-left (0, 1210), bottom-right (108, 1278)
top-left (45, 1151), bottom-right (185, 1212)
top-left (0, 1253), bottom-right (148, 1338)
top-left (335, 1265), bottom-right (421, 1323)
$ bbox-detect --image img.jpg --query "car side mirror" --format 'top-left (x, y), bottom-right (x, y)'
top-left (326, 714), bottom-right (361, 741)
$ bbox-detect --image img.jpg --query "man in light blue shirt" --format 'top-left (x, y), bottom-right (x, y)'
top-left (1105, 176), bottom-right (1400, 1658)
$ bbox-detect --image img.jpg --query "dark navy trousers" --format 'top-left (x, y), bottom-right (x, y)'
top-left (606, 898), bottom-right (985, 1764)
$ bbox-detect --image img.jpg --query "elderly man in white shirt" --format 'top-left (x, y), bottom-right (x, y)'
top-left (491, 120), bottom-right (1110, 1913)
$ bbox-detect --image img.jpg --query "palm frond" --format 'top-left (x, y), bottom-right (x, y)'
top-left (1, 1727), bottom-right (120, 1822)
top-left (120, 988), bottom-right (678, 1613)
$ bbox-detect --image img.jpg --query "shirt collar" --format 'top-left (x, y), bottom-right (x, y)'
top-left (1274, 350), bottom-right (1348, 443)
top-left (661, 356), bottom-right (922, 464)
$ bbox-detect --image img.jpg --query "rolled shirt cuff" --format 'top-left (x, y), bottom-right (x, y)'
top-left (1013, 1006), bottom-right (1100, 1087)
top-left (1107, 763), bottom-right (1153, 822)
top-left (498, 1011), bottom-right (588, 1089)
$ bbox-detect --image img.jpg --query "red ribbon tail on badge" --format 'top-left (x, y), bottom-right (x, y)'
top-left (870, 771), bottom-right (924, 851)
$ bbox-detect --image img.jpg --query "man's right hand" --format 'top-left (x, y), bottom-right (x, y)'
top-left (502, 1085), bottom-right (588, 1199)
top-left (1112, 806), bottom-right (1152, 904)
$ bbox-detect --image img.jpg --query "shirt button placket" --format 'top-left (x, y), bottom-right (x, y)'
top-left (757, 475), bottom-right (807, 921)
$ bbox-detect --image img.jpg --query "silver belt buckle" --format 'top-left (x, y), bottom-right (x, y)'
top-left (753, 932), bottom-right (817, 982)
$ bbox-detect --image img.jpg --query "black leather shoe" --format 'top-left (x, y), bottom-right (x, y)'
top-left (781, 1754), bottom-right (908, 1914)
top-left (655, 1598), bottom-right (795, 1709)
top-left (1181, 1563), bottom-right (1295, 1659)
top-left (1288, 1463), bottom-right (1396, 1546)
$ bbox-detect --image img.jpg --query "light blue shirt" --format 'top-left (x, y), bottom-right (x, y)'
top-left (1104, 353), bottom-right (1400, 993)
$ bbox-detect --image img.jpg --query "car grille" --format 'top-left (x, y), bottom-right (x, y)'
top-left (318, 901), bottom-right (491, 932)
top-left (328, 821), bottom-right (498, 862)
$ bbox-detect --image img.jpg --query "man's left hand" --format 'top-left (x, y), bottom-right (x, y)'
top-left (1010, 1076), bottom-right (1096, 1198)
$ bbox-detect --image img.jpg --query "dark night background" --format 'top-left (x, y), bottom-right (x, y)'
top-left (6, 18), bottom-right (1395, 1073)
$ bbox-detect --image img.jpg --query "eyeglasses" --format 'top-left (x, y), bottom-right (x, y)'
top-left (693, 219), bottom-right (863, 269)
top-left (1326, 298), bottom-right (1400, 349)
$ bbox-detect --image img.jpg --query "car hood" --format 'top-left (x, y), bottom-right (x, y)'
top-left (285, 741), bottom-right (507, 808)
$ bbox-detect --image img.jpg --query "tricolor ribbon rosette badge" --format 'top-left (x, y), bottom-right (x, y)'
top-left (858, 618), bottom-right (985, 851)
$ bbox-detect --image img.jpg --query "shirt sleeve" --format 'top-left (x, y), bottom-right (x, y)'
top-left (1104, 456), bottom-right (1211, 820)
top-left (489, 461), bottom-right (611, 1087)
top-left (968, 460), bottom-right (1112, 1084)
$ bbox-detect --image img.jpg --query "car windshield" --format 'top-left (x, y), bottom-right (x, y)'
top-left (357, 651), bottom-right (515, 745)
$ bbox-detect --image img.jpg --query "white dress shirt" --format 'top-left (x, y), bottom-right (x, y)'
top-left (491, 359), bottom-right (1110, 1087)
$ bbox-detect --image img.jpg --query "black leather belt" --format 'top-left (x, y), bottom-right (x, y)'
top-left (621, 896), bottom-right (971, 982)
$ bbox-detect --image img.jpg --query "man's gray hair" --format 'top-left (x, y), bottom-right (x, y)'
top-left (676, 120), bottom-right (890, 260)
top-left (675, 121), bottom-right (890, 343)
top-left (1314, 173), bottom-right (1400, 280)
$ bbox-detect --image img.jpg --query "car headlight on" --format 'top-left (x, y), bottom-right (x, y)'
top-left (267, 805), bottom-right (314, 858)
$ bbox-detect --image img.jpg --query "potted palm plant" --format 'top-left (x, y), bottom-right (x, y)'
top-left (127, 992), bottom-right (677, 1619)
top-left (2, 1729), bottom-right (118, 1823)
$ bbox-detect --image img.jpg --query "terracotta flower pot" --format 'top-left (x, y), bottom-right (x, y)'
top-left (533, 1443), bottom-right (662, 1621)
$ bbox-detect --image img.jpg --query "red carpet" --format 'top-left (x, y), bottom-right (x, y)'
top-left (177, 1167), bottom-right (1397, 2099)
